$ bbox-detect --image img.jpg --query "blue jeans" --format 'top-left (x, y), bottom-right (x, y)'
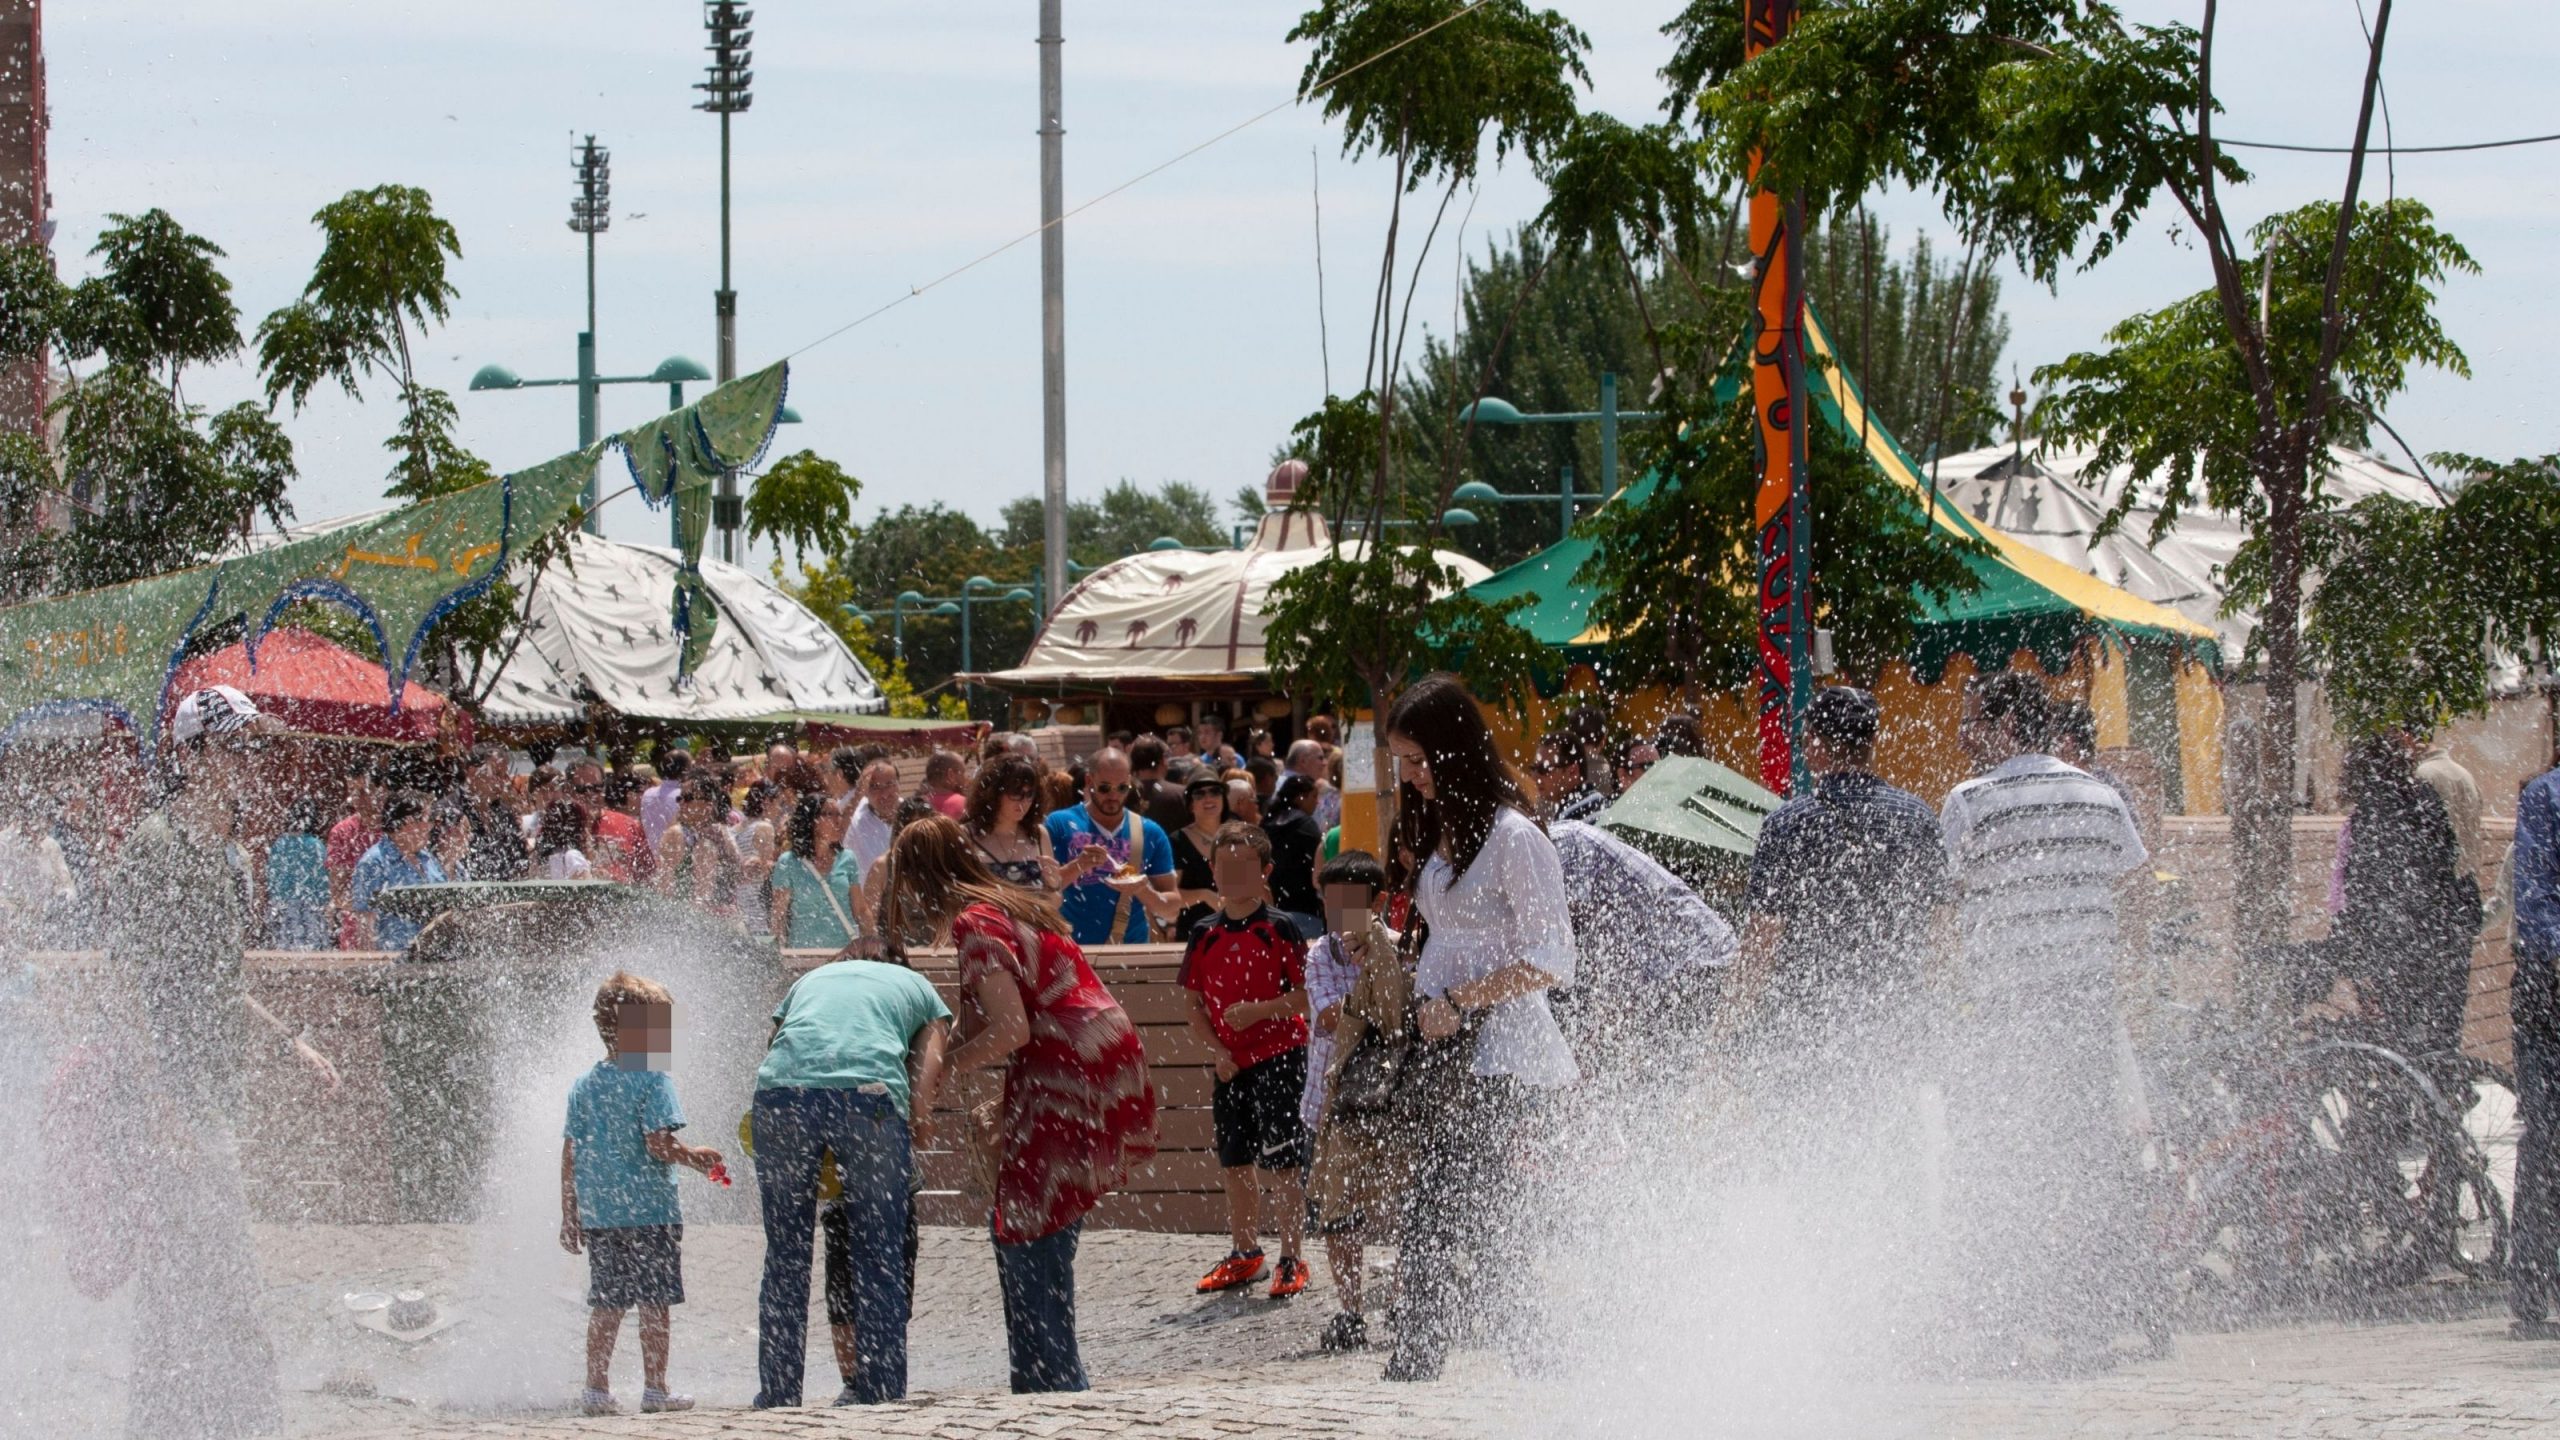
top-left (992, 1220), bottom-right (1087, 1393)
top-left (752, 1088), bottom-right (913, 1406)
top-left (2513, 961), bottom-right (2559, 1321)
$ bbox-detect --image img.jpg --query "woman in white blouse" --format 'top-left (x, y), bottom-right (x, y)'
top-left (1379, 672), bottom-right (1578, 1383)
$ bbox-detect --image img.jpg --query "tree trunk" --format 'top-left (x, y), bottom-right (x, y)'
top-left (2233, 439), bottom-right (2309, 983)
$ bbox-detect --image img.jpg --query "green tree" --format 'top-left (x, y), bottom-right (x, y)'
top-left (1575, 314), bottom-right (1985, 697)
top-left (997, 478), bottom-right (1225, 565)
top-left (0, 243), bottom-right (63, 365)
top-left (1268, 1), bottom-right (1589, 785)
top-left (784, 559), bottom-right (969, 719)
top-left (0, 214), bottom-right (295, 599)
top-left (1692, 0), bottom-right (2433, 950)
top-left (1395, 222), bottom-right (2006, 570)
top-left (1803, 216), bottom-right (2009, 462)
top-left (255, 185), bottom-right (491, 500)
top-left (814, 503), bottom-right (1037, 704)
top-left (2302, 452), bottom-right (2560, 743)
top-left (59, 210), bottom-right (243, 393)
top-left (746, 449), bottom-right (865, 563)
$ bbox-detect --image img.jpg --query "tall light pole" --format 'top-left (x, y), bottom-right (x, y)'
top-left (568, 136), bottom-right (611, 532)
top-left (1037, 0), bottom-right (1068, 627)
top-left (697, 1), bottom-right (753, 562)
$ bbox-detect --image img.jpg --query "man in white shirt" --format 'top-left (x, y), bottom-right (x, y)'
top-left (1938, 671), bottom-right (2152, 1372)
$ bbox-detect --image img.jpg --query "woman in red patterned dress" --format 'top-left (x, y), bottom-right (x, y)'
top-left (881, 815), bottom-right (1157, 1392)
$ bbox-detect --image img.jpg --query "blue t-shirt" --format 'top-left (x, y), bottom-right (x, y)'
top-left (1045, 802), bottom-right (1174, 945)
top-left (349, 839), bottom-right (447, 951)
top-left (771, 852), bottom-right (855, 949)
top-left (266, 834), bottom-right (329, 907)
top-left (756, 960), bottom-right (954, 1117)
top-left (564, 1060), bottom-right (687, 1230)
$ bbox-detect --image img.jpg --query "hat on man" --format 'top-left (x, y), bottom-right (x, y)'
top-left (1805, 686), bottom-right (1881, 750)
top-left (170, 684), bottom-right (263, 745)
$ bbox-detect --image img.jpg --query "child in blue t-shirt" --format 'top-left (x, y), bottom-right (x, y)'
top-left (561, 971), bottom-right (722, 1417)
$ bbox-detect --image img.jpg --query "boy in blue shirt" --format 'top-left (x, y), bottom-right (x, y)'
top-left (560, 972), bottom-right (722, 1416)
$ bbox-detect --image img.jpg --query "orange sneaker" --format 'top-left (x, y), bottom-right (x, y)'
top-left (1197, 1249), bottom-right (1268, 1293)
top-left (1268, 1255), bottom-right (1308, 1299)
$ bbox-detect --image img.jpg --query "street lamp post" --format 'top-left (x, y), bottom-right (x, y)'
top-left (1453, 465), bottom-right (1587, 541)
top-left (1457, 371), bottom-right (1660, 496)
top-left (697, 1), bottom-right (754, 562)
top-left (469, 354), bottom-right (711, 531)
top-left (568, 135), bottom-right (611, 531)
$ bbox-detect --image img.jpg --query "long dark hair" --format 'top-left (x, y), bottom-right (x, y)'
top-left (1384, 672), bottom-right (1535, 880)
top-left (786, 792), bottom-right (826, 861)
top-left (964, 752), bottom-right (1047, 841)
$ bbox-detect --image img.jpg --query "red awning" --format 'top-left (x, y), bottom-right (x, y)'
top-left (169, 627), bottom-right (467, 746)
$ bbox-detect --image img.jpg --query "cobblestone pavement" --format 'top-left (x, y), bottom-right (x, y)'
top-left (14, 1222), bottom-right (2560, 1438)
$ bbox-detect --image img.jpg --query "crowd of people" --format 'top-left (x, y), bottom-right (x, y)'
top-left (14, 666), bottom-right (2558, 1429)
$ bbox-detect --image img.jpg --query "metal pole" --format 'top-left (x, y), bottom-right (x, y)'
top-left (576, 330), bottom-right (600, 534)
top-left (961, 596), bottom-right (975, 713)
top-left (1037, 0), bottom-right (1068, 625)
top-left (1559, 462), bottom-right (1574, 541)
top-left (892, 600), bottom-right (908, 664)
top-left (1599, 370), bottom-right (1619, 495)
top-left (715, 108), bottom-right (740, 563)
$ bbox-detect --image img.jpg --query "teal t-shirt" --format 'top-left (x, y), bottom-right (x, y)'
top-left (266, 833), bottom-right (330, 906)
top-left (563, 1061), bottom-right (686, 1230)
top-left (771, 852), bottom-right (854, 949)
top-left (756, 960), bottom-right (953, 1117)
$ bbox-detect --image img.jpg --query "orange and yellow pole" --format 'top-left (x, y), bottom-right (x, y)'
top-left (1746, 0), bottom-right (1810, 795)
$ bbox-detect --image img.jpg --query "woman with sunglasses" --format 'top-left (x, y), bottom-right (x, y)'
top-left (965, 754), bottom-right (1061, 894)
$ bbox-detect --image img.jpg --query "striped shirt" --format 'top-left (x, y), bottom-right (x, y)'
top-left (1941, 754), bottom-right (2147, 991)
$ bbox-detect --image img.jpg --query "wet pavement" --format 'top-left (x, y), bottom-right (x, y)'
top-left (20, 1220), bottom-right (2554, 1439)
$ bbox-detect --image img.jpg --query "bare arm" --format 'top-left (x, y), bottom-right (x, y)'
top-left (1709, 913), bottom-right (1784, 1051)
top-left (644, 1127), bottom-right (721, 1174)
top-left (1224, 988), bottom-right (1312, 1029)
top-left (243, 993), bottom-right (340, 1089)
top-left (947, 971), bottom-right (1033, 1074)
top-left (907, 1018), bottom-right (952, 1147)
top-left (559, 1138), bottom-right (582, 1252)
top-left (1183, 987), bottom-right (1237, 1082)
top-left (1445, 962), bottom-right (1558, 1013)
top-left (768, 877), bottom-right (793, 940)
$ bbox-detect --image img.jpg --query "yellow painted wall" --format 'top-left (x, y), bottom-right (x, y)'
top-left (1470, 636), bottom-right (2225, 813)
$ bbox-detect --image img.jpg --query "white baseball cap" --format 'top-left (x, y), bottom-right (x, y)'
top-left (170, 684), bottom-right (263, 744)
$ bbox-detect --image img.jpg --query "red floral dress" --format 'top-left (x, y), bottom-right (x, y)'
top-left (952, 904), bottom-right (1159, 1242)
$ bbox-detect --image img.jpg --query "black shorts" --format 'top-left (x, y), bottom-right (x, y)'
top-left (1213, 1049), bottom-right (1311, 1172)
top-left (819, 1193), bottom-right (923, 1327)
top-left (586, 1224), bottom-right (684, 1309)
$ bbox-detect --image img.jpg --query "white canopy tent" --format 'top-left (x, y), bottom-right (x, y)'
top-left (473, 531), bottom-right (885, 725)
top-left (1927, 441), bottom-right (2447, 659)
top-left (978, 500), bottom-right (1493, 698)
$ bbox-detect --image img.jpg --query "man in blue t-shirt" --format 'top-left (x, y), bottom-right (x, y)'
top-left (1045, 747), bottom-right (1176, 946)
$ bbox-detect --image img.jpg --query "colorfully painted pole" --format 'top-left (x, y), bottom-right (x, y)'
top-left (1746, 0), bottom-right (1810, 796)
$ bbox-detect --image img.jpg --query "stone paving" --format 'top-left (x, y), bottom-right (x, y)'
top-left (12, 1220), bottom-right (2560, 1438)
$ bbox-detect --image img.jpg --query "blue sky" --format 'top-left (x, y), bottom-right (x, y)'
top-left (43, 2), bottom-right (2560, 567)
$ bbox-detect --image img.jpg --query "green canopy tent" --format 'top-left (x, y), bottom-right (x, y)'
top-left (1590, 755), bottom-right (1782, 907)
top-left (0, 364), bottom-right (790, 756)
top-left (1467, 306), bottom-right (2219, 683)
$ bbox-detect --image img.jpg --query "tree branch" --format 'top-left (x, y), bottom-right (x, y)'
top-left (2301, 0), bottom-right (2396, 451)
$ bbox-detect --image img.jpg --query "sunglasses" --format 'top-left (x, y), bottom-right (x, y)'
top-left (1088, 781), bottom-right (1132, 794)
